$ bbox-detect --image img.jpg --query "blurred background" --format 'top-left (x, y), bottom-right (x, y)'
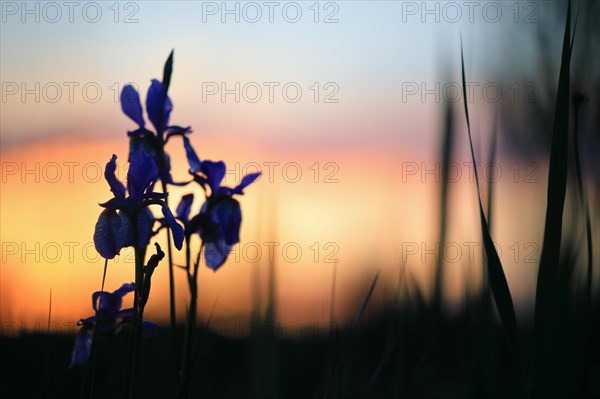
top-left (1, 0), bottom-right (598, 338)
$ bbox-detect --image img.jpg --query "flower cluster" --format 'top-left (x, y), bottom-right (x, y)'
top-left (71, 50), bottom-right (260, 385)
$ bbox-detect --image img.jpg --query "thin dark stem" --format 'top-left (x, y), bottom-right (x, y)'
top-left (101, 258), bottom-right (108, 292)
top-left (127, 217), bottom-right (144, 399)
top-left (330, 262), bottom-right (337, 327)
top-left (181, 242), bottom-right (203, 395)
top-left (160, 180), bottom-right (179, 365)
top-left (572, 99), bottom-right (593, 311)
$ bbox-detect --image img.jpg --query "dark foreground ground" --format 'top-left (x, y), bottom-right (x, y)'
top-left (0, 312), bottom-right (528, 399)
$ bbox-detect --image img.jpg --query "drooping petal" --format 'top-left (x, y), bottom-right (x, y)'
top-left (220, 172), bottom-right (261, 196)
top-left (201, 198), bottom-right (242, 271)
top-left (98, 197), bottom-right (128, 210)
top-left (176, 193), bottom-right (194, 223)
top-left (136, 207), bottom-right (155, 249)
top-left (146, 79), bottom-right (172, 133)
top-left (120, 85), bottom-right (145, 127)
top-left (92, 290), bottom-right (123, 334)
top-left (204, 240), bottom-right (234, 271)
top-left (211, 198), bottom-right (242, 245)
top-left (112, 282), bottom-right (135, 298)
top-left (161, 204), bottom-right (184, 250)
top-left (93, 209), bottom-right (131, 259)
top-left (183, 137), bottom-right (202, 173)
top-left (165, 125), bottom-right (192, 136)
top-left (69, 327), bottom-right (92, 368)
top-left (142, 321), bottom-right (159, 338)
top-left (236, 172), bottom-right (261, 193)
top-left (201, 160), bottom-right (226, 194)
top-left (104, 154), bottom-right (126, 199)
top-left (127, 149), bottom-right (158, 203)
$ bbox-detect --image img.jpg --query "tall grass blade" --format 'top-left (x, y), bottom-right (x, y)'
top-left (433, 100), bottom-right (454, 321)
top-left (352, 271), bottom-right (380, 329)
top-left (316, 271), bottom-right (380, 398)
top-left (572, 93), bottom-right (593, 312)
top-left (460, 40), bottom-right (524, 394)
top-left (487, 115), bottom-right (498, 232)
top-left (533, 1), bottom-right (573, 396)
top-left (41, 289), bottom-right (52, 398)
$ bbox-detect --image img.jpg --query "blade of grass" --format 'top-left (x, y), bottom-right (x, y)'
top-left (433, 100), bottom-right (455, 321)
top-left (41, 289), bottom-right (52, 398)
top-left (533, 1), bottom-right (572, 396)
top-left (460, 39), bottom-right (525, 396)
top-left (315, 271), bottom-right (380, 399)
top-left (572, 93), bottom-right (593, 312)
top-left (487, 114), bottom-right (498, 232)
top-left (352, 271), bottom-right (379, 328)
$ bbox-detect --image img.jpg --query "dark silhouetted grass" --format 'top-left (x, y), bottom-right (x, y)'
top-left (460, 39), bottom-right (525, 396)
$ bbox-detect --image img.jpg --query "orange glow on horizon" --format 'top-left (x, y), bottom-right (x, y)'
top-left (1, 133), bottom-right (553, 335)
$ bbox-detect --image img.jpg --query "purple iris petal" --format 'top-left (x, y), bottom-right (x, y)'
top-left (142, 321), bottom-right (159, 338)
top-left (127, 149), bottom-right (158, 203)
top-left (211, 198), bottom-right (242, 245)
top-left (176, 193), bottom-right (194, 223)
top-left (69, 327), bottom-right (92, 367)
top-left (146, 79), bottom-right (172, 133)
top-left (136, 207), bottom-right (155, 248)
top-left (161, 204), bottom-right (184, 250)
top-left (113, 283), bottom-right (135, 298)
top-left (204, 240), bottom-right (234, 271)
top-left (165, 125), bottom-right (192, 135)
top-left (201, 198), bottom-right (242, 270)
top-left (183, 137), bottom-right (202, 173)
top-left (201, 160), bottom-right (226, 194)
top-left (120, 85), bottom-right (145, 127)
top-left (98, 197), bottom-right (128, 209)
top-left (93, 209), bottom-right (131, 259)
top-left (104, 154), bottom-right (126, 199)
top-left (220, 172), bottom-right (261, 196)
top-left (235, 172), bottom-right (261, 194)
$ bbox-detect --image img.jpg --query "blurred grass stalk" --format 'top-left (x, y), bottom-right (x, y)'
top-left (460, 38), bottom-right (525, 396)
top-left (532, 0), bottom-right (579, 397)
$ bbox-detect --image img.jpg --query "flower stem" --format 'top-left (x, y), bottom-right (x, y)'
top-left (160, 180), bottom-right (179, 368)
top-left (127, 236), bottom-right (145, 399)
top-left (181, 241), bottom-right (202, 396)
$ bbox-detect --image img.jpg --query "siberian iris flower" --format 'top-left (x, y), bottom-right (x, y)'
top-left (181, 139), bottom-right (260, 270)
top-left (69, 283), bottom-right (158, 367)
top-left (93, 148), bottom-right (184, 259)
top-left (120, 79), bottom-right (191, 185)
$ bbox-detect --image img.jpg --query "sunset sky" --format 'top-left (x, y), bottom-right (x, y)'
top-left (0, 1), bottom-right (580, 334)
